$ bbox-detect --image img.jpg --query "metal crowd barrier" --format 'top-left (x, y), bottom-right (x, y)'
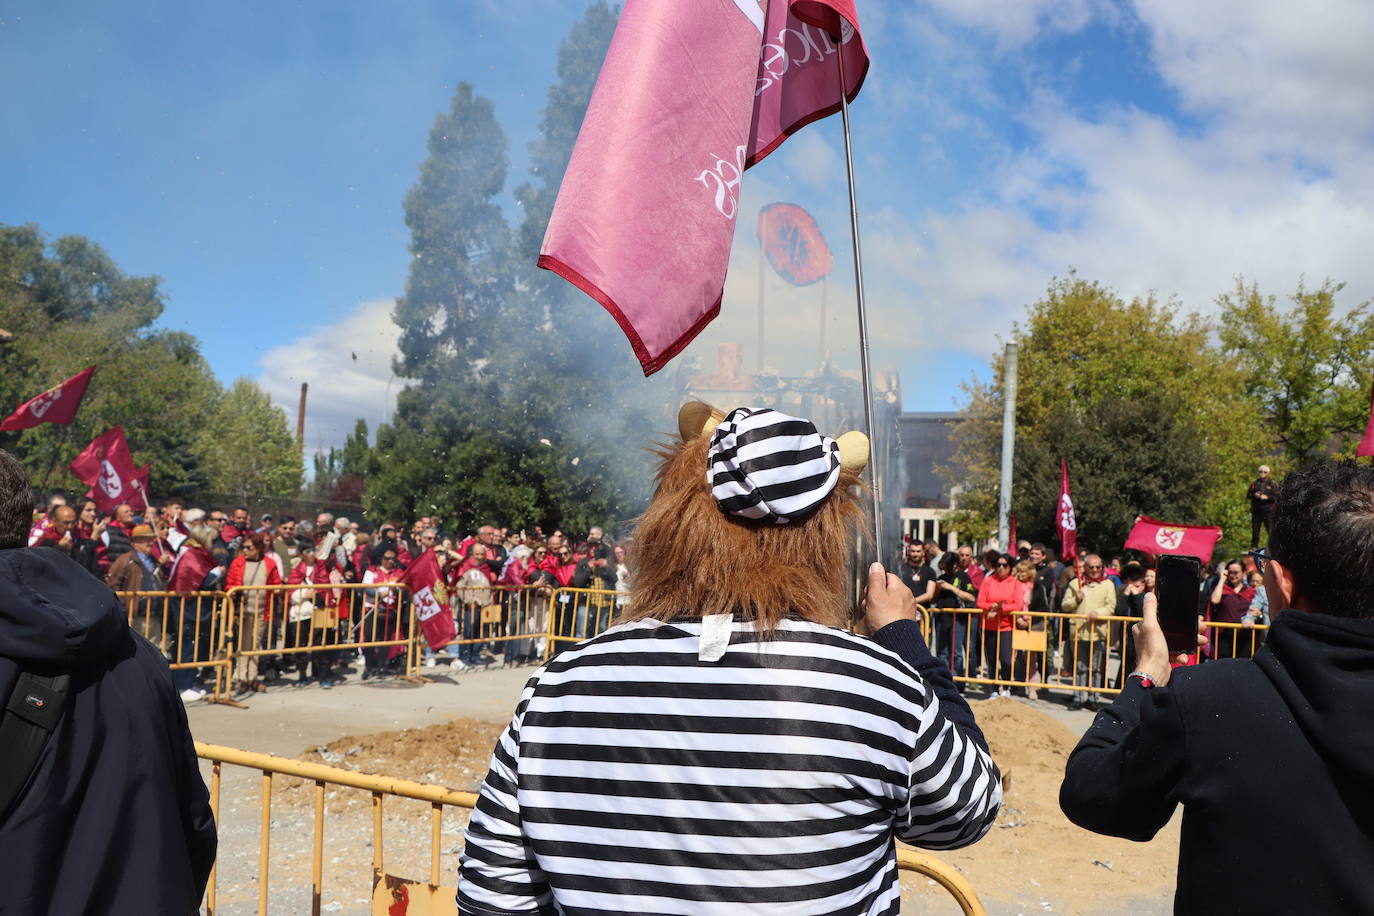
top-left (119, 590), bottom-right (233, 700)
top-left (194, 741), bottom-right (987, 916)
top-left (224, 582), bottom-right (419, 687)
top-left (920, 607), bottom-right (1269, 698)
top-left (546, 586), bottom-right (630, 654)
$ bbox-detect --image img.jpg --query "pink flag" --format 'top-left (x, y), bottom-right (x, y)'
top-left (0, 366), bottom-right (95, 431)
top-left (69, 427), bottom-right (145, 513)
top-left (1357, 375), bottom-right (1374, 457)
top-left (539, 0), bottom-right (869, 375)
top-left (1125, 516), bottom-right (1223, 564)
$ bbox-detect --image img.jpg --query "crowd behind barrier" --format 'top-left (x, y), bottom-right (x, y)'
top-left (31, 489), bottom-right (1270, 708)
top-left (194, 741), bottom-right (988, 916)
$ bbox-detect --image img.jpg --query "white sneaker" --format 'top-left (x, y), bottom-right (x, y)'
top-left (450, 657), bottom-right (469, 671)
top-left (180, 688), bottom-right (207, 703)
top-left (424, 656), bottom-right (436, 669)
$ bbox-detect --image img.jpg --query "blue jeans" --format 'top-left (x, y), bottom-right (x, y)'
top-left (573, 595), bottom-right (614, 640)
top-left (933, 609), bottom-right (968, 679)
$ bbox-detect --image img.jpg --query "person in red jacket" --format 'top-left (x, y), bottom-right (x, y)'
top-left (976, 554), bottom-right (1023, 696)
top-left (167, 523), bottom-right (224, 700)
top-left (225, 532), bottom-right (284, 690)
top-left (451, 544), bottom-right (497, 667)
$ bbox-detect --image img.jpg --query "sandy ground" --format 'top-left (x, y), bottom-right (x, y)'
top-left (188, 665), bottom-right (1177, 916)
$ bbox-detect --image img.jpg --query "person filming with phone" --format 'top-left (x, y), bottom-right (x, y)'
top-left (1060, 460), bottom-right (1374, 914)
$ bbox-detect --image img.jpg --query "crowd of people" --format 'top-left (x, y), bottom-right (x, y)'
top-left (26, 494), bottom-right (632, 702)
top-left (899, 535), bottom-right (1271, 710)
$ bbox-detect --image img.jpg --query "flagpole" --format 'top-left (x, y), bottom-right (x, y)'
top-left (837, 40), bottom-right (883, 564)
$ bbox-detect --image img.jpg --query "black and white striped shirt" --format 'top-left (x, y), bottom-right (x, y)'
top-left (458, 616), bottom-right (1002, 915)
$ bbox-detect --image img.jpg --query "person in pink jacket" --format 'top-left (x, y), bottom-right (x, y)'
top-left (976, 554), bottom-right (1023, 696)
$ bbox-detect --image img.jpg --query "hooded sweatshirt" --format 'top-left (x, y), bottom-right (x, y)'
top-left (1060, 609), bottom-right (1374, 914)
top-left (0, 548), bottom-right (216, 914)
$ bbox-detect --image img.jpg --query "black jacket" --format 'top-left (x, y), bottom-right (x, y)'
top-left (1060, 610), bottom-right (1374, 914)
top-left (0, 548), bottom-right (216, 915)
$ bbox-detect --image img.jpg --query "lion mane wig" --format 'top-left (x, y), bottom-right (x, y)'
top-left (620, 402), bottom-right (870, 635)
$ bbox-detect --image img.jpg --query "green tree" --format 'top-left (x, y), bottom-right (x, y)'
top-left (1217, 277), bottom-right (1374, 465)
top-left (311, 419), bottom-right (370, 505)
top-left (196, 379), bottom-right (303, 502)
top-left (367, 5), bottom-right (660, 534)
top-left (0, 224), bottom-right (219, 497)
top-left (946, 275), bottom-right (1266, 559)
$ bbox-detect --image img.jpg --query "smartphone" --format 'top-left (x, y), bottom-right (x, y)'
top-left (1155, 554), bottom-right (1202, 653)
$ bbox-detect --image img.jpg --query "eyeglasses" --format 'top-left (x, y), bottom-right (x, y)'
top-left (382, 555), bottom-right (397, 562)
top-left (1246, 548), bottom-right (1269, 575)
top-left (210, 516), bottom-right (226, 523)
top-left (1085, 564), bottom-right (1103, 571)
top-left (995, 561), bottom-right (1010, 568)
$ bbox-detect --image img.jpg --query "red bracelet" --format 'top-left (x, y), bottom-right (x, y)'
top-left (1127, 671), bottom-right (1156, 688)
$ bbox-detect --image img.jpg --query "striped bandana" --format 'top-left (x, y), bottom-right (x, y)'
top-left (707, 407), bottom-right (841, 524)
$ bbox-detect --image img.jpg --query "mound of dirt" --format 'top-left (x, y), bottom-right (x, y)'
top-left (929, 698), bottom-right (1178, 915)
top-left (301, 718), bottom-right (506, 794)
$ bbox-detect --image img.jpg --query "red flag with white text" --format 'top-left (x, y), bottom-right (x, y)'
top-left (539, 0), bottom-right (869, 375)
top-left (69, 426), bottom-right (145, 513)
top-left (0, 366), bottom-right (95, 431)
top-left (400, 548), bottom-right (457, 650)
top-left (1125, 516), bottom-right (1223, 564)
top-left (1057, 459), bottom-right (1077, 561)
top-left (1357, 375), bottom-right (1374, 457)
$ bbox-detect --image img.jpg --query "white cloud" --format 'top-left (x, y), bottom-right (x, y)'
top-left (256, 298), bottom-right (401, 453)
top-left (915, 0), bottom-right (1109, 48)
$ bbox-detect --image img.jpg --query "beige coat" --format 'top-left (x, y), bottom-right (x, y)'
top-left (1061, 578), bottom-right (1116, 642)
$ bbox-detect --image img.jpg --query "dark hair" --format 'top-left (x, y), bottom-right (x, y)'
top-left (1121, 561), bottom-right (1146, 584)
top-left (982, 548), bottom-right (1001, 566)
top-left (1270, 460), bottom-right (1374, 619)
top-left (0, 450), bottom-right (34, 549)
top-left (243, 531), bottom-right (268, 553)
top-left (939, 552), bottom-right (959, 575)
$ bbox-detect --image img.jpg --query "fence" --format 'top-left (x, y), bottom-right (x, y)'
top-left (920, 607), bottom-right (1270, 699)
top-left (119, 583), bottom-right (1272, 702)
top-left (195, 741), bottom-right (987, 916)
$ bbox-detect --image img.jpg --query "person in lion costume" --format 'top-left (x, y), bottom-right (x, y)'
top-left (458, 403), bottom-right (1002, 915)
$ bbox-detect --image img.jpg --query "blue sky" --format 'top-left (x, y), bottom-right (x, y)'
top-left (4, 0), bottom-right (1372, 450)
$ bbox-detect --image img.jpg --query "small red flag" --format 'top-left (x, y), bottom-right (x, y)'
top-left (1057, 459), bottom-right (1077, 561)
top-left (1125, 516), bottom-right (1223, 564)
top-left (1357, 375), bottom-right (1374, 458)
top-left (400, 548), bottom-right (457, 651)
top-left (0, 366), bottom-right (95, 431)
top-left (1008, 510), bottom-right (1017, 552)
top-left (69, 426), bottom-right (145, 513)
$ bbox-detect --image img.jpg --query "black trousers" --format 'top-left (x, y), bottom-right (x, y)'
top-left (1250, 510), bottom-right (1273, 549)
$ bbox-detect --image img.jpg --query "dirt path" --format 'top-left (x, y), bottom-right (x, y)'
top-left (189, 670), bottom-right (1177, 915)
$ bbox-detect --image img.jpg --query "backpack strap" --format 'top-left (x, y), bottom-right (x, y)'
top-left (0, 670), bottom-right (71, 819)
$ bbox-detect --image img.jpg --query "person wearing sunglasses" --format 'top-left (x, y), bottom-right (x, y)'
top-left (975, 553), bottom-right (1022, 696)
top-left (1061, 554), bottom-right (1116, 710)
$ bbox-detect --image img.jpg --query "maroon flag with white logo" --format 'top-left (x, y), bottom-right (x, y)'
top-left (400, 548), bottom-right (457, 650)
top-left (69, 426), bottom-right (145, 513)
top-left (1357, 375), bottom-right (1374, 458)
top-left (0, 366), bottom-right (95, 431)
top-left (1125, 516), bottom-right (1223, 564)
top-left (539, 0), bottom-right (869, 375)
top-left (1057, 458), bottom-right (1077, 561)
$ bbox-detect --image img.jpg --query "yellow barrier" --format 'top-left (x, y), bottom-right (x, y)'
top-left (194, 742), bottom-right (987, 916)
top-left (545, 586), bottom-right (630, 656)
top-left (923, 607), bottom-right (1269, 699)
top-left (119, 590), bottom-right (232, 700)
top-left (224, 582), bottom-right (419, 688)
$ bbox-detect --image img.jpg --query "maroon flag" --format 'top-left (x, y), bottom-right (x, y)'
top-left (0, 366), bottom-right (95, 431)
top-left (401, 548), bottom-right (457, 650)
top-left (1008, 510), bottom-right (1017, 552)
top-left (1057, 458), bottom-right (1077, 561)
top-left (69, 427), bottom-right (145, 513)
top-left (1125, 516), bottom-right (1223, 564)
top-left (1357, 375), bottom-right (1374, 458)
top-left (539, 0), bottom-right (869, 375)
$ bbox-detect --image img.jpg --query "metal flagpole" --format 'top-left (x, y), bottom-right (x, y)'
top-left (837, 39), bottom-right (883, 564)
